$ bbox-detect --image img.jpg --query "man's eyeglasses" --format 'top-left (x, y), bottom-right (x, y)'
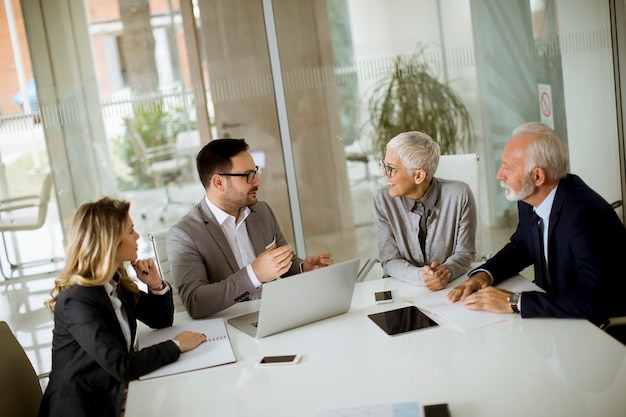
top-left (218, 166), bottom-right (259, 184)
top-left (380, 160), bottom-right (420, 178)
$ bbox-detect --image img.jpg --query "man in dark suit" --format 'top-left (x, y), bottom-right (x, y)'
top-left (447, 122), bottom-right (626, 326)
top-left (167, 138), bottom-right (333, 319)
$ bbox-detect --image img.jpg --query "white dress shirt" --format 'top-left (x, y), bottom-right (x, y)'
top-left (206, 196), bottom-right (262, 287)
top-left (104, 279), bottom-right (132, 352)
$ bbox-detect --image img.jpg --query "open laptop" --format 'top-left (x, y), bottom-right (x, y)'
top-left (227, 258), bottom-right (361, 338)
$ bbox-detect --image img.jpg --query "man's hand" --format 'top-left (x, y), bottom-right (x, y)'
top-left (446, 272), bottom-right (491, 303)
top-left (251, 244), bottom-right (293, 282)
top-left (422, 261), bottom-right (451, 291)
top-left (461, 287), bottom-right (515, 314)
top-left (303, 253), bottom-right (333, 272)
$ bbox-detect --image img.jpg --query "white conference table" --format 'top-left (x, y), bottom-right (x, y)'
top-left (125, 276), bottom-right (626, 417)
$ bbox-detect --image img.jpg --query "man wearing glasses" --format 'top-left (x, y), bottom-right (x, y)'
top-left (167, 138), bottom-right (333, 318)
top-left (373, 131), bottom-right (477, 290)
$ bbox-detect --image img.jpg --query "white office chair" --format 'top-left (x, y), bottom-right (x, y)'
top-left (435, 153), bottom-right (481, 259)
top-left (345, 133), bottom-right (377, 187)
top-left (0, 173), bottom-right (65, 281)
top-left (358, 153), bottom-right (482, 281)
top-left (0, 321), bottom-right (49, 417)
top-left (600, 317), bottom-right (626, 345)
top-left (126, 119), bottom-right (192, 222)
top-left (356, 257), bottom-right (382, 282)
top-left (147, 229), bottom-right (185, 312)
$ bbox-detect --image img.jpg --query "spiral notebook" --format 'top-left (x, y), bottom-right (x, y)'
top-left (137, 317), bottom-right (236, 380)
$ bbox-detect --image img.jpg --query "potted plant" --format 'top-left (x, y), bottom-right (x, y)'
top-left (366, 46), bottom-right (474, 158)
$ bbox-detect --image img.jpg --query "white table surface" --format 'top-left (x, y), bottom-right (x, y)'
top-left (125, 276), bottom-right (626, 417)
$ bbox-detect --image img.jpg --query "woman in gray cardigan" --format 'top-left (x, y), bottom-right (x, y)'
top-left (374, 131), bottom-right (477, 290)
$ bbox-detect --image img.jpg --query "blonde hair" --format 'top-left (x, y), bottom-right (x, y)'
top-left (45, 197), bottom-right (139, 311)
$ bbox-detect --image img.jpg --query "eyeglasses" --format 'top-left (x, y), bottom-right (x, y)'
top-left (380, 160), bottom-right (420, 178)
top-left (218, 166), bottom-right (259, 184)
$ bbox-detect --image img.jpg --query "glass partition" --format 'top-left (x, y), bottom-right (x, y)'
top-left (2, 0), bottom-right (623, 266)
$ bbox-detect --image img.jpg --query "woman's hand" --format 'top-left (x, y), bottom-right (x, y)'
top-left (174, 331), bottom-right (207, 352)
top-left (131, 258), bottom-right (164, 290)
top-left (422, 261), bottom-right (451, 291)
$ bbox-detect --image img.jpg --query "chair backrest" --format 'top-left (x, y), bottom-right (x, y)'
top-left (435, 153), bottom-right (480, 204)
top-left (435, 153), bottom-right (481, 258)
top-left (355, 257), bottom-right (383, 282)
top-left (35, 173), bottom-right (54, 227)
top-left (0, 173), bottom-right (54, 233)
top-left (0, 321), bottom-right (43, 417)
top-left (175, 129), bottom-right (201, 151)
top-left (125, 118), bottom-right (149, 161)
top-left (611, 200), bottom-right (623, 224)
top-left (148, 229), bottom-right (184, 312)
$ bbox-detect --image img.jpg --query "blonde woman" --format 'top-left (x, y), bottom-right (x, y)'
top-left (38, 197), bottom-right (206, 417)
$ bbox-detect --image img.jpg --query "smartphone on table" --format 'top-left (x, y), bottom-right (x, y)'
top-left (256, 354), bottom-right (302, 367)
top-left (374, 290), bottom-right (393, 304)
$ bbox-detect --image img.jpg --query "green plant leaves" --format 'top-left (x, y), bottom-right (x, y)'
top-left (367, 51), bottom-right (474, 158)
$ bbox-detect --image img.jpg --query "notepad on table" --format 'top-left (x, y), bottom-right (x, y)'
top-left (138, 317), bottom-right (236, 380)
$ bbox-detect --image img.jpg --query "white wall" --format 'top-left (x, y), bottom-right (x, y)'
top-left (557, 0), bottom-right (622, 203)
top-left (347, 0), bottom-right (442, 60)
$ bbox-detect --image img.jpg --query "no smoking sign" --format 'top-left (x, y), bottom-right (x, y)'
top-left (538, 84), bottom-right (554, 128)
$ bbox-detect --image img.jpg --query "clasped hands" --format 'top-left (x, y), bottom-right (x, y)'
top-left (446, 272), bottom-right (516, 314)
top-left (422, 261), bottom-right (452, 291)
top-left (252, 244), bottom-right (333, 283)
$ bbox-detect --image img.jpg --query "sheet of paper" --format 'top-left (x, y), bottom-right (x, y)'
top-left (138, 317), bottom-right (236, 380)
top-left (413, 275), bottom-right (542, 332)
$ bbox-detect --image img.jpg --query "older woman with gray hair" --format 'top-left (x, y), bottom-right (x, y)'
top-left (373, 131), bottom-right (477, 290)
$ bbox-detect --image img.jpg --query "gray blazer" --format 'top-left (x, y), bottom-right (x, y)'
top-left (167, 199), bottom-right (303, 318)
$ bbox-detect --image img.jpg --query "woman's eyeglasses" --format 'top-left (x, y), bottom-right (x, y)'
top-left (380, 160), bottom-right (420, 178)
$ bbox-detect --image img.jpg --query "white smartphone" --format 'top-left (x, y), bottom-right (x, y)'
top-left (374, 290), bottom-right (393, 304)
top-left (256, 354), bottom-right (302, 367)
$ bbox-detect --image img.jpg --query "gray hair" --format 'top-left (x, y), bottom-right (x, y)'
top-left (512, 122), bottom-right (569, 182)
top-left (385, 131), bottom-right (440, 181)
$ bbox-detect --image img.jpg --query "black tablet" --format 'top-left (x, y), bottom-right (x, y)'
top-left (368, 305), bottom-right (438, 335)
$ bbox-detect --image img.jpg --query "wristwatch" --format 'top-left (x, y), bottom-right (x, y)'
top-left (508, 292), bottom-right (520, 314)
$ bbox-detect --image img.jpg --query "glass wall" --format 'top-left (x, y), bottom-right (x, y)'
top-left (2, 0), bottom-right (623, 270)
top-left (0, 0), bottom-right (63, 274)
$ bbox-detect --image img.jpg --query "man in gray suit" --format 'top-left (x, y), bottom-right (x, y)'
top-left (167, 138), bottom-right (333, 318)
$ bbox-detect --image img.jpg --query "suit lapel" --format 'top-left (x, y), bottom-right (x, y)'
top-left (245, 208), bottom-right (268, 255)
top-left (545, 176), bottom-right (569, 270)
top-left (97, 286), bottom-right (131, 350)
top-left (533, 176), bottom-right (570, 289)
top-left (199, 200), bottom-right (241, 272)
top-left (530, 213), bottom-right (547, 286)
top-left (119, 291), bottom-right (137, 348)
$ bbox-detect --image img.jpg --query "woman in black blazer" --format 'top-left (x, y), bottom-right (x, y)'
top-left (38, 197), bottom-right (206, 417)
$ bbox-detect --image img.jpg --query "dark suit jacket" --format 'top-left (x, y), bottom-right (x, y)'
top-left (38, 281), bottom-right (179, 417)
top-left (476, 174), bottom-right (626, 323)
top-left (167, 199), bottom-right (303, 319)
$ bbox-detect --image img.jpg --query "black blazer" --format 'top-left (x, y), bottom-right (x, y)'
top-left (476, 174), bottom-right (626, 323)
top-left (38, 281), bottom-right (180, 417)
